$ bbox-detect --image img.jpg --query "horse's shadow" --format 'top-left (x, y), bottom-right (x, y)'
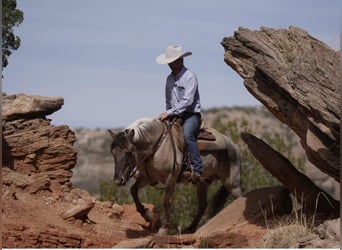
top-left (126, 227), bottom-right (154, 238)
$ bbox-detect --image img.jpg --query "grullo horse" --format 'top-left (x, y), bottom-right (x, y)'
top-left (108, 117), bottom-right (241, 235)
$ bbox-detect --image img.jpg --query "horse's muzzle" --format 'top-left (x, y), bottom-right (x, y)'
top-left (114, 176), bottom-right (126, 186)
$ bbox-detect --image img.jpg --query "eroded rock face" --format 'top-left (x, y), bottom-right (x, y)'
top-left (2, 93), bottom-right (77, 192)
top-left (221, 26), bottom-right (340, 182)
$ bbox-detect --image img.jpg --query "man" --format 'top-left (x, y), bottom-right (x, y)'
top-left (156, 45), bottom-right (203, 182)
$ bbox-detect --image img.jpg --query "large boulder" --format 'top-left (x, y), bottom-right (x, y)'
top-left (195, 186), bottom-right (291, 247)
top-left (221, 26), bottom-right (340, 182)
top-left (241, 132), bottom-right (339, 216)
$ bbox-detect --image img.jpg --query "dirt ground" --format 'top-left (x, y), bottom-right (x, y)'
top-left (2, 185), bottom-right (268, 248)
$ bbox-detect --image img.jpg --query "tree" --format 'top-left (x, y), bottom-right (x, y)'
top-left (2, 0), bottom-right (24, 69)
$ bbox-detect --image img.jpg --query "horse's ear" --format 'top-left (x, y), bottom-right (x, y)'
top-left (108, 129), bottom-right (117, 139)
top-left (124, 129), bottom-right (135, 143)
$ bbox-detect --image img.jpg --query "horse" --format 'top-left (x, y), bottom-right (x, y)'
top-left (108, 117), bottom-right (241, 235)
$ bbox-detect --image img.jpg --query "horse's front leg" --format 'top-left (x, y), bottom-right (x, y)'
top-left (157, 175), bottom-right (177, 235)
top-left (183, 181), bottom-right (209, 233)
top-left (130, 177), bottom-right (161, 231)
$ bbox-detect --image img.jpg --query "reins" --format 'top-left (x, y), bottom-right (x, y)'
top-left (140, 120), bottom-right (168, 183)
top-left (168, 118), bottom-right (179, 177)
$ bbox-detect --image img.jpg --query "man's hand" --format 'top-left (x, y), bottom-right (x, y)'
top-left (158, 112), bottom-right (169, 121)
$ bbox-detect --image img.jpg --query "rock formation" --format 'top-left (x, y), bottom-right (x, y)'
top-left (241, 132), bottom-right (339, 216)
top-left (2, 93), bottom-right (77, 194)
top-left (221, 26), bottom-right (340, 182)
top-left (221, 27), bottom-right (340, 215)
top-left (2, 93), bottom-right (64, 121)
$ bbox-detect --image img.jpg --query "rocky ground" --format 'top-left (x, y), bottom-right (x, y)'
top-left (3, 175), bottom-right (340, 248)
top-left (2, 172), bottom-right (268, 248)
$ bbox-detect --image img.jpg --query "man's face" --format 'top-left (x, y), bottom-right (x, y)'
top-left (168, 57), bottom-right (183, 73)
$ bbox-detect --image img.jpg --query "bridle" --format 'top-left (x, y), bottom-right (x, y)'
top-left (110, 132), bottom-right (137, 183)
top-left (125, 151), bottom-right (138, 180)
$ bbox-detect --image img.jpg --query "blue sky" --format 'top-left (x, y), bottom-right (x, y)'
top-left (3, 0), bottom-right (340, 128)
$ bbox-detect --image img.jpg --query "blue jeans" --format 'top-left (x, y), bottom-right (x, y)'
top-left (182, 113), bottom-right (203, 174)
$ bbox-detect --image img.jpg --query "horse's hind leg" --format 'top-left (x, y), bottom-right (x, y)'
top-left (130, 178), bottom-right (161, 231)
top-left (207, 185), bottom-right (230, 218)
top-left (227, 148), bottom-right (242, 199)
top-left (183, 181), bottom-right (209, 233)
top-left (228, 161), bottom-right (242, 199)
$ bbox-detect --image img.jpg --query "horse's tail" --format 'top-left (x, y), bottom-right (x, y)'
top-left (206, 185), bottom-right (230, 219)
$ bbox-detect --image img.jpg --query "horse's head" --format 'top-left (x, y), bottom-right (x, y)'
top-left (108, 117), bottom-right (167, 185)
top-left (108, 129), bottom-right (136, 186)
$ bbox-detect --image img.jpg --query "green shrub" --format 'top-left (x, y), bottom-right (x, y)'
top-left (98, 180), bottom-right (132, 204)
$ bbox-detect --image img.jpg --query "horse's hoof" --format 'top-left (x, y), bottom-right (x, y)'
top-left (144, 209), bottom-right (154, 222)
top-left (182, 227), bottom-right (196, 234)
top-left (151, 213), bottom-right (161, 231)
top-left (157, 227), bottom-right (168, 236)
top-left (144, 208), bottom-right (161, 231)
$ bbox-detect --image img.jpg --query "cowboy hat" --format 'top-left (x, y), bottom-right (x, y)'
top-left (156, 45), bottom-right (192, 64)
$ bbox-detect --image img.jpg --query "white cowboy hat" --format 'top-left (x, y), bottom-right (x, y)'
top-left (156, 45), bottom-right (192, 64)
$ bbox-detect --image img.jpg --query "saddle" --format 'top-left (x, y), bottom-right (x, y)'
top-left (171, 117), bottom-right (216, 141)
top-left (170, 119), bottom-right (215, 183)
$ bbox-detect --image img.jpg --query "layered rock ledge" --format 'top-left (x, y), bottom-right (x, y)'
top-left (2, 93), bottom-right (77, 193)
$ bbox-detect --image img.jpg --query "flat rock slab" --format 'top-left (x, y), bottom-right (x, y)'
top-left (113, 234), bottom-right (196, 248)
top-left (2, 93), bottom-right (64, 120)
top-left (113, 238), bottom-right (152, 248)
top-left (60, 200), bottom-right (95, 220)
top-left (195, 186), bottom-right (291, 238)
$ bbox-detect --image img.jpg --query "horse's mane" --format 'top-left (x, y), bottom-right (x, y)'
top-left (126, 117), bottom-right (155, 129)
top-left (126, 117), bottom-right (159, 143)
top-left (110, 131), bottom-right (126, 149)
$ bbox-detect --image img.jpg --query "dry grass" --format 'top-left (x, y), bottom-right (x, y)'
top-left (263, 222), bottom-right (311, 248)
top-left (261, 194), bottom-right (318, 248)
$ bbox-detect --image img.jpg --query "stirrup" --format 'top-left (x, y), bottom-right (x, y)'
top-left (191, 172), bottom-right (203, 183)
top-left (178, 171), bottom-right (192, 183)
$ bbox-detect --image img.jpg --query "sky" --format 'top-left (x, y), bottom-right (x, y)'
top-left (2, 0), bottom-right (340, 129)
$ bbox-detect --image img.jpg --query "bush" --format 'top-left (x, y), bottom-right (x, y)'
top-left (98, 181), bottom-right (132, 204)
